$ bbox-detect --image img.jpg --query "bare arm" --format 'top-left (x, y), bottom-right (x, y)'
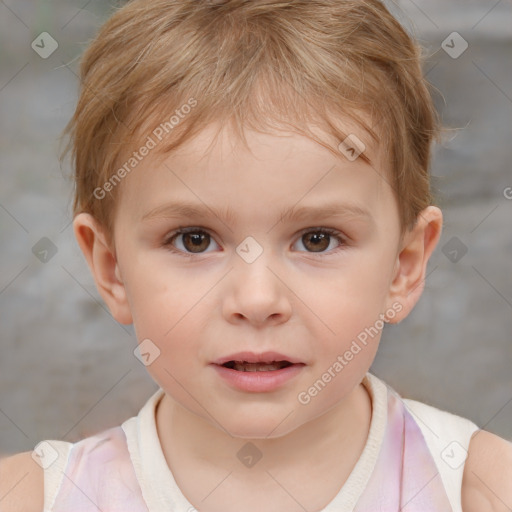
top-left (0, 452), bottom-right (44, 512)
top-left (462, 430), bottom-right (512, 512)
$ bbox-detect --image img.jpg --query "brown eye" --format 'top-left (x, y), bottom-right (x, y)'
top-left (294, 228), bottom-right (345, 255)
top-left (302, 232), bottom-right (330, 252)
top-left (181, 232), bottom-right (210, 253)
top-left (166, 229), bottom-right (218, 254)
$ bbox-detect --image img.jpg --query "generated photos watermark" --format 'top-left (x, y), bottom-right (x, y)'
top-left (93, 97), bottom-right (197, 200)
top-left (297, 301), bottom-right (403, 405)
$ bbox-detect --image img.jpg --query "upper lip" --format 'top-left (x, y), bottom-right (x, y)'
top-left (212, 351), bottom-right (304, 366)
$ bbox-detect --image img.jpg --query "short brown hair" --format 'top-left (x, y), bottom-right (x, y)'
top-left (61, 0), bottom-right (439, 242)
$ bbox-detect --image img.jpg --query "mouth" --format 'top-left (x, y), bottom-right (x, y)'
top-left (211, 352), bottom-right (305, 391)
top-left (220, 360), bottom-right (296, 372)
top-left (213, 351), bottom-right (304, 369)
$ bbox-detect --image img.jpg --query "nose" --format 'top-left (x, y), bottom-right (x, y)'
top-left (222, 251), bottom-right (292, 327)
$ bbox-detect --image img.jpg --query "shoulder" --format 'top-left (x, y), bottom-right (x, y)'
top-left (0, 451), bottom-right (44, 512)
top-left (462, 429), bottom-right (512, 512)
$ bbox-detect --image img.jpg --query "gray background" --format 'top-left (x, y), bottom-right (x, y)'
top-left (0, 0), bottom-right (511, 456)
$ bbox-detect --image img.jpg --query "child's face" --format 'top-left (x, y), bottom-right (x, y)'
top-left (95, 122), bottom-right (408, 437)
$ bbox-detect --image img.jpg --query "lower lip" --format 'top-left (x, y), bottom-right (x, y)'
top-left (210, 363), bottom-right (305, 392)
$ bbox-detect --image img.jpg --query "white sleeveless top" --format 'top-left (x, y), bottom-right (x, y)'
top-left (41, 373), bottom-right (480, 511)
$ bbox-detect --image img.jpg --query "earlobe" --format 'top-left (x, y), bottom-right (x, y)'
top-left (73, 213), bottom-right (133, 325)
top-left (385, 206), bottom-right (443, 323)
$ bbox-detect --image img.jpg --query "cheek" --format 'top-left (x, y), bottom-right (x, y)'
top-left (128, 278), bottom-right (191, 343)
top-left (126, 274), bottom-right (208, 397)
top-left (121, 248), bottom-right (186, 330)
top-left (124, 263), bottom-right (210, 363)
top-left (320, 254), bottom-right (393, 325)
top-left (305, 252), bottom-right (393, 376)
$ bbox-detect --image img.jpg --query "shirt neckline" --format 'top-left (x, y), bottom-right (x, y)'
top-left (122, 372), bottom-right (388, 512)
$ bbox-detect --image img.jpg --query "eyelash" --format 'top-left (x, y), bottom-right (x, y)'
top-left (162, 226), bottom-right (347, 258)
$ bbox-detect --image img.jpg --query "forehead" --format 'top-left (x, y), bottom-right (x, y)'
top-left (114, 120), bottom-right (396, 230)
top-left (167, 117), bottom-right (380, 167)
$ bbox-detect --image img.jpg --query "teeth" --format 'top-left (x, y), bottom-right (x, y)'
top-left (231, 361), bottom-right (289, 372)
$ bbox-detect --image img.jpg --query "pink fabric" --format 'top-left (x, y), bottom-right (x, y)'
top-left (52, 426), bottom-right (148, 512)
top-left (354, 391), bottom-right (452, 511)
top-left (51, 389), bottom-right (452, 511)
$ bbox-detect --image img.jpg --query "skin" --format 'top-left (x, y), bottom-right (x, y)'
top-left (1, 121), bottom-right (511, 512)
top-left (73, 121), bottom-right (443, 511)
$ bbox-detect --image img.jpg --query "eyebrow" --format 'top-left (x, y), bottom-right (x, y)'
top-left (142, 200), bottom-right (373, 225)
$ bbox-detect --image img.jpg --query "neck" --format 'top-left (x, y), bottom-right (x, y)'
top-left (155, 381), bottom-right (372, 487)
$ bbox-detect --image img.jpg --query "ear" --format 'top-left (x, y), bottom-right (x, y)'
top-left (384, 206), bottom-right (443, 323)
top-left (73, 213), bottom-right (133, 325)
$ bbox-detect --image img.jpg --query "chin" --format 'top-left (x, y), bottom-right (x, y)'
top-left (219, 411), bottom-right (301, 440)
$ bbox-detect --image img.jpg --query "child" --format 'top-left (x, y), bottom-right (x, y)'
top-left (1, 0), bottom-right (511, 510)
